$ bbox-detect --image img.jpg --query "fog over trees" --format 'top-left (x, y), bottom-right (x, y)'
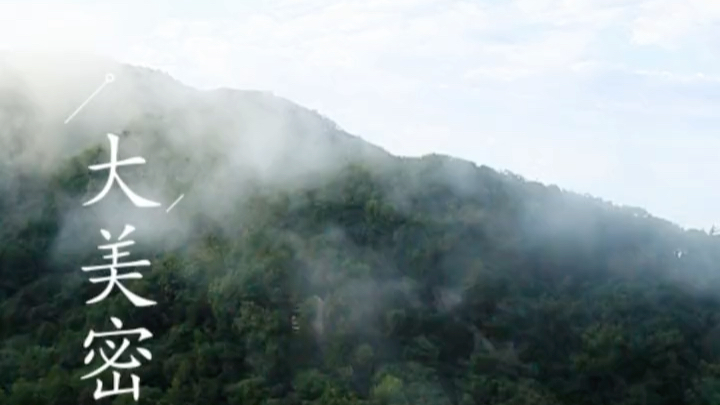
top-left (1, 52), bottom-right (720, 405)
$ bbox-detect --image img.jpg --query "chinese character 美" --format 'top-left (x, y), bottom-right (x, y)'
top-left (82, 317), bottom-right (153, 401)
top-left (82, 224), bottom-right (156, 307)
top-left (84, 133), bottom-right (161, 208)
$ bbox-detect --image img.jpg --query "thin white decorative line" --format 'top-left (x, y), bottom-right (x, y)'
top-left (64, 73), bottom-right (115, 124)
top-left (166, 194), bottom-right (184, 213)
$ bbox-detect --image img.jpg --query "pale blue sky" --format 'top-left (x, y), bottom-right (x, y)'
top-left (1, 0), bottom-right (719, 230)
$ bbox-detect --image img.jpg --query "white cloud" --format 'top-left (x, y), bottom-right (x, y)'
top-left (1, 0), bottom-right (720, 228)
top-left (630, 0), bottom-right (720, 47)
top-left (0, 3), bottom-right (120, 53)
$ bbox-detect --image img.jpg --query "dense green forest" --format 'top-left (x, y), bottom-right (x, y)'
top-left (1, 55), bottom-right (720, 405)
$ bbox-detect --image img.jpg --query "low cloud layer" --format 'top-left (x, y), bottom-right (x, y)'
top-left (0, 53), bottom-right (391, 267)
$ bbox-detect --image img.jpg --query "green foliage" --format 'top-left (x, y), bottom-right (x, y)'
top-left (1, 145), bottom-right (720, 405)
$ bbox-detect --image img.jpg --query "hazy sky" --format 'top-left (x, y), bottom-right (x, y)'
top-left (1, 0), bottom-right (718, 230)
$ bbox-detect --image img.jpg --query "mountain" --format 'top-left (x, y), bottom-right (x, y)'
top-left (1, 52), bottom-right (720, 405)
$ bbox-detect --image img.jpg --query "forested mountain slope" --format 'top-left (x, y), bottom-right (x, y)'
top-left (1, 53), bottom-right (720, 405)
